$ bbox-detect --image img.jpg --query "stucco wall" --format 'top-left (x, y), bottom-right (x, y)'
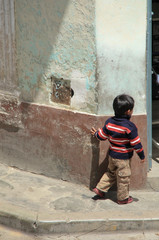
top-left (15, 0), bottom-right (147, 116)
top-left (15, 0), bottom-right (97, 114)
top-left (0, 0), bottom-right (17, 93)
top-left (0, 0), bottom-right (148, 189)
top-left (96, 0), bottom-right (147, 115)
top-left (0, 102), bottom-right (147, 189)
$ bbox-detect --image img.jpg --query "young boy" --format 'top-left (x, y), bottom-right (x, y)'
top-left (91, 94), bottom-right (145, 204)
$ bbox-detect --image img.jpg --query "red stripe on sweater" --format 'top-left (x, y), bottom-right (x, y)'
top-left (110, 145), bottom-right (133, 153)
top-left (135, 148), bottom-right (143, 153)
top-left (109, 136), bottom-right (129, 145)
top-left (130, 136), bottom-right (141, 146)
top-left (106, 123), bottom-right (131, 134)
top-left (98, 129), bottom-right (108, 140)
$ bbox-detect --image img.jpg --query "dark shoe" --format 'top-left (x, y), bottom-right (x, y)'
top-left (93, 188), bottom-right (105, 198)
top-left (117, 196), bottom-right (133, 205)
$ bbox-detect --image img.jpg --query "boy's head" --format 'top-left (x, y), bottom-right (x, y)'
top-left (113, 94), bottom-right (134, 116)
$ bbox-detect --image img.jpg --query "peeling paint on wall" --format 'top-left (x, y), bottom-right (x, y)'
top-left (0, 0), bottom-right (17, 93)
top-left (0, 0), bottom-right (148, 188)
top-left (15, 0), bottom-right (97, 114)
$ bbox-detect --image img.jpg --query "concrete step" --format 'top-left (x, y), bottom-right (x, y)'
top-left (0, 162), bottom-right (159, 234)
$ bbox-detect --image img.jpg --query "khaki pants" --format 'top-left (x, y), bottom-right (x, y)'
top-left (96, 156), bottom-right (131, 201)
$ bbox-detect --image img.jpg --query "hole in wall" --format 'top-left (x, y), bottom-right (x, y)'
top-left (50, 76), bottom-right (74, 105)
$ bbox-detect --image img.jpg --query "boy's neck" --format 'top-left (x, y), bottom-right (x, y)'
top-left (115, 114), bottom-right (131, 120)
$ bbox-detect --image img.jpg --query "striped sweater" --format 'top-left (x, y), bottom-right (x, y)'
top-left (95, 115), bottom-right (145, 160)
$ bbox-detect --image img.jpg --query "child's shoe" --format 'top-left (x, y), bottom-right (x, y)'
top-left (93, 188), bottom-right (105, 198)
top-left (117, 196), bottom-right (133, 204)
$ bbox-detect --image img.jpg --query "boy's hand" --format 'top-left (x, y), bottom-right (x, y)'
top-left (140, 158), bottom-right (145, 163)
top-left (91, 127), bottom-right (97, 136)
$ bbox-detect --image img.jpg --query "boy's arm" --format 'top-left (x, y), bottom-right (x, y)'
top-left (91, 123), bottom-right (108, 141)
top-left (129, 127), bottom-right (145, 162)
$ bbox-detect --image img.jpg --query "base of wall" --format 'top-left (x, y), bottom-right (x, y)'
top-left (0, 97), bottom-right (147, 189)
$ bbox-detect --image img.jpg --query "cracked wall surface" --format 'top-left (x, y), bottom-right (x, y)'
top-left (0, 0), bottom-right (17, 93)
top-left (15, 0), bottom-right (97, 114)
top-left (0, 0), bottom-right (148, 188)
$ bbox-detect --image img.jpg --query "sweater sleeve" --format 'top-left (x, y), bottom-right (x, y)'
top-left (128, 125), bottom-right (145, 160)
top-left (95, 121), bottom-right (109, 141)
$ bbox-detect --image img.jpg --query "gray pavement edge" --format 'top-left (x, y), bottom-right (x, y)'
top-left (0, 161), bottom-right (159, 235)
top-left (0, 210), bottom-right (159, 234)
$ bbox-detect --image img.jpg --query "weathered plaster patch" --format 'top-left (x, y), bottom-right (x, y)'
top-left (70, 70), bottom-right (87, 110)
top-left (15, 0), bottom-right (97, 114)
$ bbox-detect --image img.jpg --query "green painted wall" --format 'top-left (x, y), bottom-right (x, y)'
top-left (15, 0), bottom-right (147, 115)
top-left (15, 0), bottom-right (97, 113)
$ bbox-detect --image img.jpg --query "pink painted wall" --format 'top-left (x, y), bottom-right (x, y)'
top-left (0, 98), bottom-right (147, 189)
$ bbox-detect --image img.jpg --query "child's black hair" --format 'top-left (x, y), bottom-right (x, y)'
top-left (113, 94), bottom-right (134, 116)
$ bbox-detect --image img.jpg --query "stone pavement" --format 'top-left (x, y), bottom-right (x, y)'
top-left (0, 162), bottom-right (159, 235)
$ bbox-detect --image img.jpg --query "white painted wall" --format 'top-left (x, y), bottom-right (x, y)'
top-left (96, 0), bottom-right (147, 115)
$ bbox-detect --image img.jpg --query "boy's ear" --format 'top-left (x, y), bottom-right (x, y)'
top-left (125, 109), bottom-right (133, 115)
top-left (125, 109), bottom-right (131, 115)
